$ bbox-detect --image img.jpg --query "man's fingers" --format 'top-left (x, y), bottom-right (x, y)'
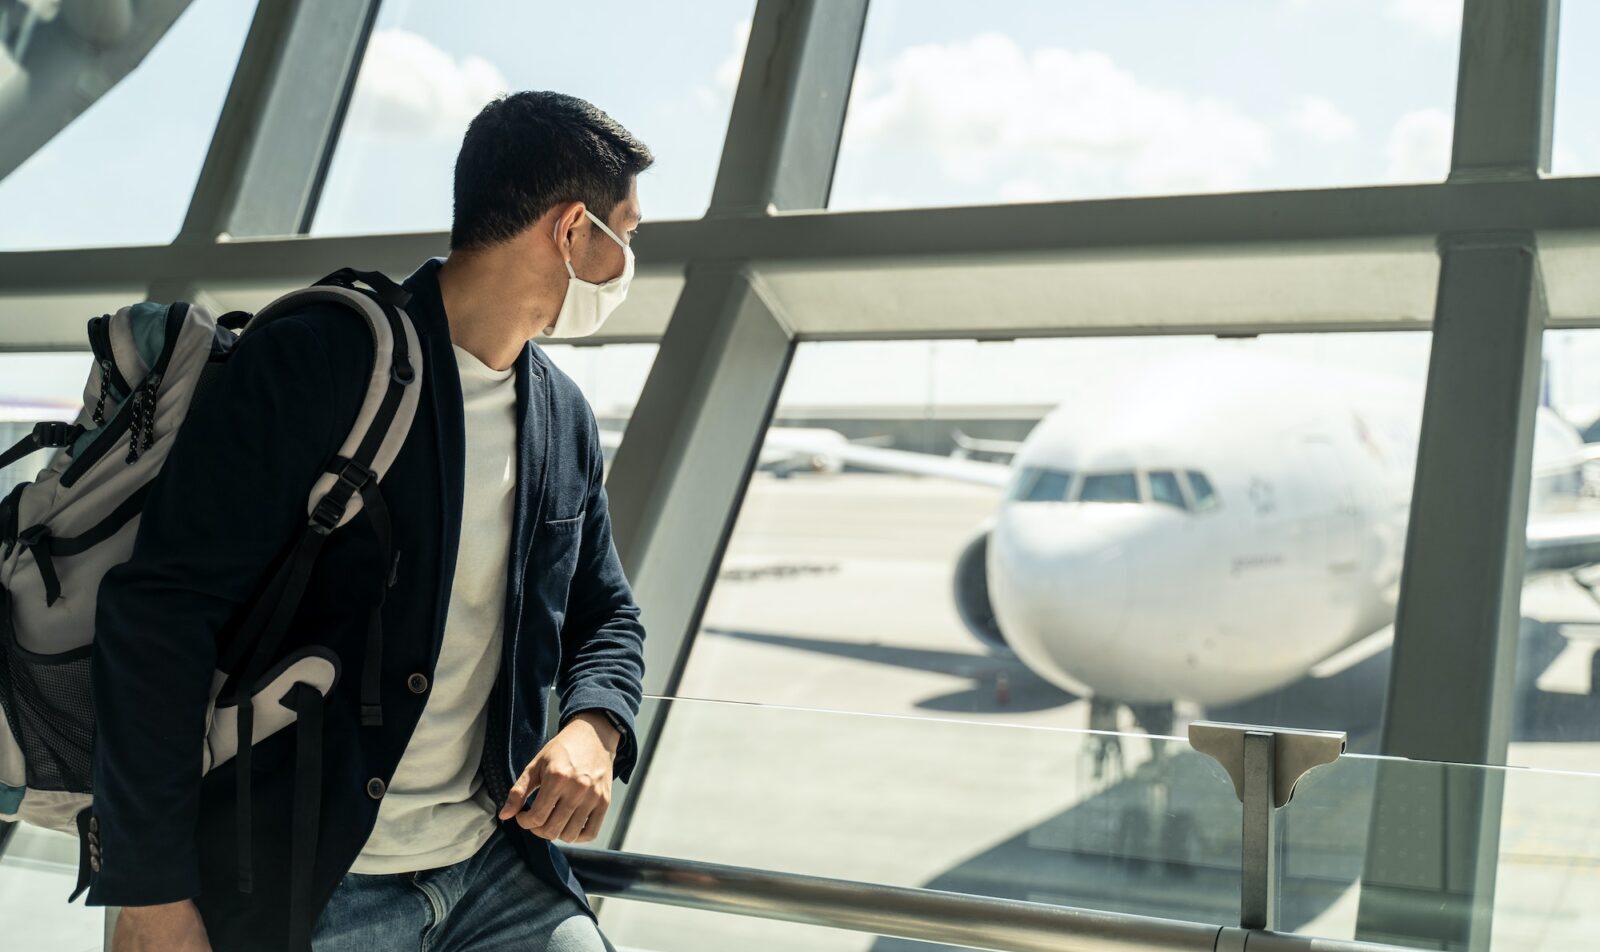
top-left (559, 809), bottom-right (590, 842)
top-left (518, 784), bottom-right (561, 831)
top-left (499, 761), bottom-right (542, 820)
top-left (573, 798), bottom-right (609, 843)
top-left (532, 796), bottom-right (582, 840)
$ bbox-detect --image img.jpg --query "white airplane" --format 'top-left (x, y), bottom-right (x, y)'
top-left (745, 350), bottom-right (1600, 734)
top-left (599, 425), bottom-right (873, 479)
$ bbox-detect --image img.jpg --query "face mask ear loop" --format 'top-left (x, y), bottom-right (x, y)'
top-left (554, 217), bottom-right (581, 280)
top-left (584, 209), bottom-right (628, 251)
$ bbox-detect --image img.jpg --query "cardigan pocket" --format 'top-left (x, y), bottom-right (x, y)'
top-left (529, 511), bottom-right (585, 613)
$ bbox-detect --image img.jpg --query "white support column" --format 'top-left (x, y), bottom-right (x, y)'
top-left (597, 0), bottom-right (870, 851)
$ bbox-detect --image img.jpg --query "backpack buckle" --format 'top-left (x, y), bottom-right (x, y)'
top-left (309, 496), bottom-right (345, 535)
top-left (332, 458), bottom-right (374, 494)
top-left (34, 421), bottom-right (81, 448)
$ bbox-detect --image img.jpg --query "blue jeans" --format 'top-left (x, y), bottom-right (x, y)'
top-left (312, 831), bottom-right (615, 952)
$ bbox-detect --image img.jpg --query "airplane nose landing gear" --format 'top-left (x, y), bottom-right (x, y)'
top-left (1083, 697), bottom-right (1125, 785)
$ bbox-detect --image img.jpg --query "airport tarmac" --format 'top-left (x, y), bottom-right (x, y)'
top-left (7, 472), bottom-right (1600, 950)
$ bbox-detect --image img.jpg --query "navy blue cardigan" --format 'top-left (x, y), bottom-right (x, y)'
top-left (86, 258), bottom-right (646, 950)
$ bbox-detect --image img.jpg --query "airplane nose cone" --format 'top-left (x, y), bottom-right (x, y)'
top-left (989, 507), bottom-right (1132, 696)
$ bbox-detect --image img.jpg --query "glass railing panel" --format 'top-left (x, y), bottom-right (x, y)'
top-left (1278, 752), bottom-right (1600, 950)
top-left (606, 696), bottom-right (1245, 951)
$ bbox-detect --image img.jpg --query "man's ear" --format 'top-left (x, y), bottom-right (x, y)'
top-left (551, 201), bottom-right (588, 260)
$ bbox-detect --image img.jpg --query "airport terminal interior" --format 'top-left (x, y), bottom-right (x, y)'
top-left (2, 1), bottom-right (1600, 950)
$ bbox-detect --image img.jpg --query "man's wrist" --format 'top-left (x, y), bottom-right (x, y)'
top-left (568, 709), bottom-right (623, 756)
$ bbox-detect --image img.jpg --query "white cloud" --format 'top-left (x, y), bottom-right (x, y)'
top-left (1386, 0), bottom-right (1462, 38)
top-left (1385, 108), bottom-right (1453, 181)
top-left (346, 30), bottom-right (508, 138)
top-left (843, 34), bottom-right (1273, 196)
top-left (1289, 96), bottom-right (1357, 143)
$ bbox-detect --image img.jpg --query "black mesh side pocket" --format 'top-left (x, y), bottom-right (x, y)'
top-left (0, 585), bottom-right (95, 793)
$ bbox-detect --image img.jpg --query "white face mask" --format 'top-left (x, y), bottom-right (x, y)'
top-left (543, 209), bottom-right (634, 339)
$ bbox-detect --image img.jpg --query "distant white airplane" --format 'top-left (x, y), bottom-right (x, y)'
top-left (599, 425), bottom-right (870, 479)
top-left (709, 351), bottom-right (1600, 734)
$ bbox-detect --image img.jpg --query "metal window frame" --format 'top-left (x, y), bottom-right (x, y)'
top-left (0, 0), bottom-right (1586, 946)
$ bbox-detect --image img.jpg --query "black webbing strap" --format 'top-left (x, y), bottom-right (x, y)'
top-left (0, 421), bottom-right (83, 471)
top-left (231, 524), bottom-right (331, 894)
top-left (16, 526), bottom-right (61, 607)
top-left (45, 483), bottom-right (152, 557)
top-left (15, 483), bottom-right (152, 607)
top-left (314, 268), bottom-right (412, 311)
top-left (0, 482), bottom-right (22, 559)
top-left (283, 682), bottom-right (325, 952)
top-left (341, 466), bottom-right (394, 728)
top-left (69, 808), bottom-right (94, 902)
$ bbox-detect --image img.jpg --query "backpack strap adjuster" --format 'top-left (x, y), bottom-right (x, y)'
top-left (331, 457), bottom-right (375, 495)
top-left (34, 421), bottom-right (83, 448)
top-left (309, 497), bottom-right (345, 535)
top-left (308, 458), bottom-right (374, 534)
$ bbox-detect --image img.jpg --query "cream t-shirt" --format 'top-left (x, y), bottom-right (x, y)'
top-left (352, 344), bottom-right (517, 873)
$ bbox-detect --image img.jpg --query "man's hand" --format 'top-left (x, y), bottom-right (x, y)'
top-left (498, 711), bottom-right (620, 843)
top-left (113, 900), bottom-right (212, 952)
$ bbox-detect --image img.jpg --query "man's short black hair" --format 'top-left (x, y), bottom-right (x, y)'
top-left (450, 91), bottom-right (654, 252)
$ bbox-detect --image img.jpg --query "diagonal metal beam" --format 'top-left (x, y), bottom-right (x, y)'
top-left (1361, 3), bottom-right (1561, 948)
top-left (596, 0), bottom-right (869, 855)
top-left (170, 0), bottom-right (379, 247)
top-left (1449, 0), bottom-right (1562, 181)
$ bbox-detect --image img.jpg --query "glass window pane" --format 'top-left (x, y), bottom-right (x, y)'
top-left (1013, 466), bottom-right (1072, 502)
top-left (1149, 470), bottom-right (1186, 509)
top-left (0, 0), bottom-right (258, 251)
top-left (684, 333), bottom-right (1431, 754)
top-left (1, 353), bottom-right (90, 498)
top-left (1187, 470), bottom-right (1219, 511)
top-left (311, 0), bottom-right (754, 236)
top-left (1009, 465), bottom-right (1042, 500)
top-left (1552, 2), bottom-right (1600, 176)
top-left (535, 343), bottom-right (659, 451)
top-left (1514, 327), bottom-right (1600, 772)
top-left (833, 0), bottom-right (1462, 210)
top-left (1080, 472), bottom-right (1139, 503)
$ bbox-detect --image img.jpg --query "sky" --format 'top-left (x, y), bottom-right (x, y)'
top-left (1, 0), bottom-right (1597, 422)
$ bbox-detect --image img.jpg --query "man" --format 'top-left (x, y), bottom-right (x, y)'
top-left (87, 92), bottom-right (650, 952)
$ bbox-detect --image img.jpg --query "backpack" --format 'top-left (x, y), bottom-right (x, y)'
top-left (0, 268), bottom-right (423, 941)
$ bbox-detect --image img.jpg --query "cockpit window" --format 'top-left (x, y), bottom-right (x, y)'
top-left (1079, 472), bottom-right (1139, 503)
top-left (1186, 470), bottom-right (1219, 511)
top-left (1011, 467), bottom-right (1074, 502)
top-left (1148, 471), bottom-right (1188, 510)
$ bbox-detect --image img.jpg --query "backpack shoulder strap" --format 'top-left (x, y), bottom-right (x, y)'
top-left (246, 269), bottom-right (425, 531)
